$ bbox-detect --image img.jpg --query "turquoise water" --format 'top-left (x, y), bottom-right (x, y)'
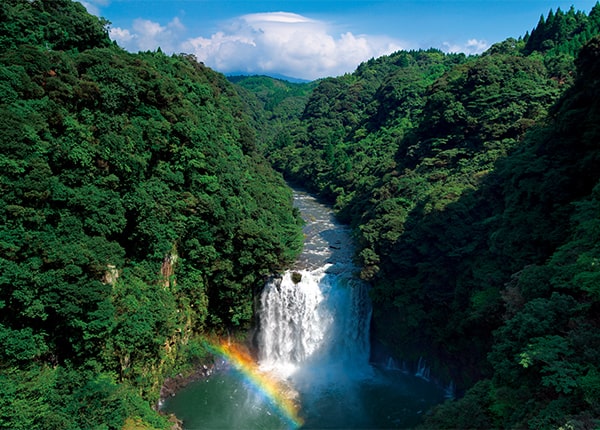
top-left (161, 366), bottom-right (292, 429)
top-left (298, 367), bottom-right (444, 429)
top-left (161, 365), bottom-right (445, 429)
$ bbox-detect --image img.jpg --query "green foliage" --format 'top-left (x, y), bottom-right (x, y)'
top-left (249, 7), bottom-right (600, 429)
top-left (412, 36), bottom-right (600, 427)
top-left (229, 75), bottom-right (317, 156)
top-left (524, 4), bottom-right (600, 56)
top-left (0, 0), bottom-right (111, 52)
top-left (0, 366), bottom-right (170, 430)
top-left (259, 49), bottom-right (467, 208)
top-left (522, 3), bottom-right (600, 83)
top-left (419, 380), bottom-right (497, 429)
top-left (0, 1), bottom-right (303, 427)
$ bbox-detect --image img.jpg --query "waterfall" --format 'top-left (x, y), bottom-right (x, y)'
top-left (415, 356), bottom-right (431, 381)
top-left (257, 190), bottom-right (372, 384)
top-left (258, 266), bottom-right (371, 379)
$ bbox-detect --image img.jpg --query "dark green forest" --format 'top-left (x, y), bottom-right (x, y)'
top-left (2, 0), bottom-right (600, 428)
top-left (0, 0), bottom-right (303, 428)
top-left (245, 3), bottom-right (600, 429)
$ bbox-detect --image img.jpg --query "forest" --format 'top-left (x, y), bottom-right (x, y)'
top-left (0, 0), bottom-right (304, 428)
top-left (245, 3), bottom-right (600, 429)
top-left (1, 0), bottom-right (600, 428)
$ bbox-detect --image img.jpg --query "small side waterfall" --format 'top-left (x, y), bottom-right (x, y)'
top-left (415, 356), bottom-right (431, 381)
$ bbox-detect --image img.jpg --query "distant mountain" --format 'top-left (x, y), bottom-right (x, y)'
top-left (226, 71), bottom-right (311, 84)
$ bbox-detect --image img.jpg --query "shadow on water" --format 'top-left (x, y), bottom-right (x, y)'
top-left (296, 365), bottom-right (445, 429)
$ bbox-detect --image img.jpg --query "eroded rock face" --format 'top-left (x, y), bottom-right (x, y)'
top-left (103, 264), bottom-right (119, 285)
top-left (159, 362), bottom-right (216, 404)
top-left (161, 251), bottom-right (178, 287)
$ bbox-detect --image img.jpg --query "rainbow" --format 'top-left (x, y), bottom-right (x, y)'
top-left (204, 339), bottom-right (304, 429)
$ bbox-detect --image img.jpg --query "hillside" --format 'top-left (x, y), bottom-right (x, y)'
top-left (246, 4), bottom-right (600, 428)
top-left (227, 74), bottom-right (317, 154)
top-left (2, 0), bottom-right (600, 428)
top-left (422, 36), bottom-right (600, 428)
top-left (0, 0), bottom-right (303, 428)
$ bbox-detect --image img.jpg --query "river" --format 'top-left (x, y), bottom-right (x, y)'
top-left (161, 189), bottom-right (444, 429)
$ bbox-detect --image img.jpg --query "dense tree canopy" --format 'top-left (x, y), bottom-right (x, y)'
top-left (3, 0), bottom-right (600, 427)
top-left (246, 4), bottom-right (600, 428)
top-left (0, 1), bottom-right (303, 428)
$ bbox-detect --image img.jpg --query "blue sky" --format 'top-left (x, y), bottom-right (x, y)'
top-left (82, 0), bottom-right (599, 80)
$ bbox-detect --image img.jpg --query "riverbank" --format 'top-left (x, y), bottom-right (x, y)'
top-left (159, 361), bottom-right (217, 403)
top-left (157, 334), bottom-right (261, 426)
top-left (157, 356), bottom-right (216, 430)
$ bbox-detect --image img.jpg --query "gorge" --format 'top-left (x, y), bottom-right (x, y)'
top-left (2, 1), bottom-right (600, 428)
top-left (161, 190), bottom-right (444, 428)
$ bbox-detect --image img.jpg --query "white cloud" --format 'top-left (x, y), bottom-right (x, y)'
top-left (109, 27), bottom-right (134, 44)
top-left (108, 12), bottom-right (404, 80)
top-left (442, 38), bottom-right (489, 55)
top-left (80, 0), bottom-right (110, 17)
top-left (192, 12), bottom-right (403, 80)
top-left (111, 17), bottom-right (186, 53)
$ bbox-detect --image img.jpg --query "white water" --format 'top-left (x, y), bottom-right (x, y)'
top-left (257, 191), bottom-right (372, 384)
top-left (258, 266), bottom-right (371, 379)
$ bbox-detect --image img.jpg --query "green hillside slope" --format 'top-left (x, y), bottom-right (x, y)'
top-left (246, 4), bottom-right (600, 428)
top-left (0, 1), bottom-right (303, 428)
